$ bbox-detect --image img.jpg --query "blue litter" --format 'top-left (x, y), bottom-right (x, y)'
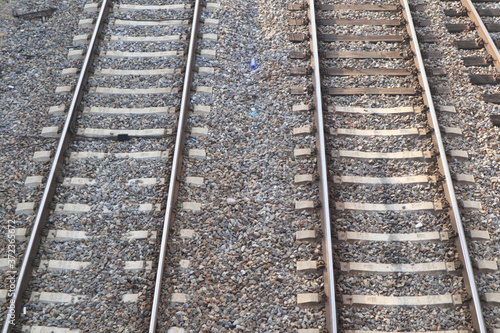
top-left (188, 136), bottom-right (198, 142)
top-left (250, 58), bottom-right (257, 70)
top-left (250, 108), bottom-right (258, 115)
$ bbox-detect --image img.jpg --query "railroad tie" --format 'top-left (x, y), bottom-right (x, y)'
top-left (48, 105), bottom-right (66, 115)
top-left (78, 18), bottom-right (94, 28)
top-left (337, 231), bottom-right (449, 242)
top-left (126, 230), bottom-right (157, 242)
top-left (294, 148), bottom-right (312, 159)
top-left (294, 174), bottom-right (314, 185)
top-left (295, 230), bottom-right (318, 242)
top-left (67, 49), bottom-right (83, 60)
top-left (15, 202), bottom-right (35, 215)
top-left (340, 261), bottom-right (456, 274)
top-left (30, 292), bottom-right (86, 304)
top-left (329, 105), bottom-right (422, 114)
top-left (185, 176), bottom-right (204, 186)
top-left (46, 230), bottom-right (89, 241)
top-left (194, 105), bottom-right (211, 115)
top-left (200, 49), bottom-right (217, 58)
top-left (292, 104), bottom-right (312, 112)
top-left (297, 293), bottom-right (321, 307)
top-left (24, 176), bottom-right (44, 187)
top-left (32, 150), bottom-right (52, 162)
top-left (61, 68), bottom-right (79, 76)
top-left (38, 260), bottom-right (91, 272)
top-left (343, 294), bottom-right (462, 306)
top-left (180, 229), bottom-right (196, 239)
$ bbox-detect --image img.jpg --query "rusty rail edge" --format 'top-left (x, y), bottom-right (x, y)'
top-left (2, 0), bottom-right (112, 332)
top-left (308, 1), bottom-right (337, 332)
top-left (148, 0), bottom-right (202, 331)
top-left (400, 0), bottom-right (487, 331)
top-left (461, 0), bottom-right (500, 72)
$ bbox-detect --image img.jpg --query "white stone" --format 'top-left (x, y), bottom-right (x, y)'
top-left (179, 260), bottom-right (190, 269)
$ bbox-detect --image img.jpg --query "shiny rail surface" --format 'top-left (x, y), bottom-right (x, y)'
top-left (1, 1), bottom-right (112, 331)
top-left (148, 0), bottom-right (202, 331)
top-left (400, 0), bottom-right (486, 330)
top-left (307, 0), bottom-right (337, 331)
top-left (461, 0), bottom-right (500, 72)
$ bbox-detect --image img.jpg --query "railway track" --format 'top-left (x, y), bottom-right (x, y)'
top-left (1, 0), bottom-right (498, 331)
top-left (3, 0), bottom-right (209, 331)
top-left (289, 0), bottom-right (498, 331)
top-left (443, 0), bottom-right (500, 125)
top-left (444, 0), bottom-right (500, 71)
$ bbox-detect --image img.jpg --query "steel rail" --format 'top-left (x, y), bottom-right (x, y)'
top-left (461, 0), bottom-right (500, 72)
top-left (2, 0), bottom-right (112, 331)
top-left (148, 0), bottom-right (202, 331)
top-left (400, 0), bottom-right (486, 331)
top-left (307, 0), bottom-right (338, 331)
